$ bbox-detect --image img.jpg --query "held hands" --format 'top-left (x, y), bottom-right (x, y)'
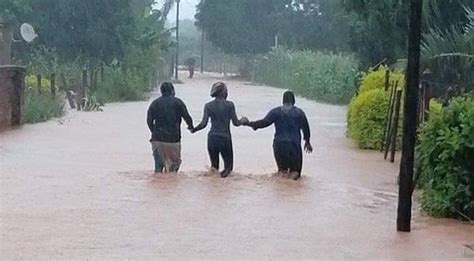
top-left (240, 117), bottom-right (250, 125)
top-left (188, 126), bottom-right (196, 134)
top-left (304, 141), bottom-right (313, 154)
top-left (240, 117), bottom-right (257, 130)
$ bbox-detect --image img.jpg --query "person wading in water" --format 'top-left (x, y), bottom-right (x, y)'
top-left (184, 57), bottom-right (196, 79)
top-left (147, 82), bottom-right (194, 173)
top-left (192, 82), bottom-right (248, 178)
top-left (244, 91), bottom-right (312, 180)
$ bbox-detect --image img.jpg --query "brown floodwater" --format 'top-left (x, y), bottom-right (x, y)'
top-left (1, 72), bottom-right (472, 259)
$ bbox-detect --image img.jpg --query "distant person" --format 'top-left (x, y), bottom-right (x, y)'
top-left (192, 82), bottom-right (248, 178)
top-left (244, 91), bottom-right (312, 180)
top-left (184, 57), bottom-right (196, 79)
top-left (147, 82), bottom-right (194, 173)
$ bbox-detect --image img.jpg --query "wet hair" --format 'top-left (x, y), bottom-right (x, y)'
top-left (160, 82), bottom-right (175, 96)
top-left (283, 91), bottom-right (295, 105)
top-left (210, 82), bottom-right (228, 99)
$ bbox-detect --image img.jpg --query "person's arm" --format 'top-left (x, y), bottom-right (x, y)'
top-left (147, 104), bottom-right (154, 133)
top-left (229, 102), bottom-right (247, 126)
top-left (300, 110), bottom-right (313, 153)
top-left (193, 104), bottom-right (210, 132)
top-left (180, 100), bottom-right (194, 130)
top-left (248, 109), bottom-right (276, 130)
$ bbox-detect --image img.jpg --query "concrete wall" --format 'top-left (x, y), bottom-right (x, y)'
top-left (0, 66), bottom-right (26, 129)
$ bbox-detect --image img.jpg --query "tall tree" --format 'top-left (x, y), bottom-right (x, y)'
top-left (342, 0), bottom-right (409, 67)
top-left (272, 0), bottom-right (351, 51)
top-left (196, 0), bottom-right (280, 55)
top-left (342, 0), bottom-right (474, 67)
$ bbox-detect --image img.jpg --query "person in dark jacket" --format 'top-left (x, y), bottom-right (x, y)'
top-left (244, 91), bottom-right (312, 180)
top-left (147, 82), bottom-right (194, 173)
top-left (192, 82), bottom-right (248, 178)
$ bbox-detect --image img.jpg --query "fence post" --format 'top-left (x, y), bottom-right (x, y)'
top-left (50, 73), bottom-right (56, 98)
top-left (390, 90), bottom-right (403, 163)
top-left (381, 80), bottom-right (397, 152)
top-left (384, 81), bottom-right (399, 158)
top-left (421, 69), bottom-right (433, 122)
top-left (422, 82), bottom-right (431, 122)
top-left (37, 74), bottom-right (42, 94)
top-left (384, 69), bottom-right (390, 91)
top-left (78, 69), bottom-right (87, 111)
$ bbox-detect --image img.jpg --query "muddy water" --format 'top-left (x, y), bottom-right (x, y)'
top-left (1, 73), bottom-right (472, 259)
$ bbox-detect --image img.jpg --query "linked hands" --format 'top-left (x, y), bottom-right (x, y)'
top-left (240, 117), bottom-right (249, 125)
top-left (188, 125), bottom-right (196, 134)
top-left (189, 117), bottom-right (253, 134)
top-left (241, 117), bottom-right (258, 130)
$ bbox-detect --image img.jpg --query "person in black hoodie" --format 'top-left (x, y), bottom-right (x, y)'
top-left (147, 82), bottom-right (194, 173)
top-left (244, 91), bottom-right (313, 180)
top-left (192, 82), bottom-right (248, 178)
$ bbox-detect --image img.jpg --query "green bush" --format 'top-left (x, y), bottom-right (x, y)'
top-left (358, 65), bottom-right (405, 94)
top-left (347, 67), bottom-right (404, 149)
top-left (23, 91), bottom-right (65, 124)
top-left (25, 74), bottom-right (51, 93)
top-left (347, 89), bottom-right (390, 149)
top-left (416, 94), bottom-right (474, 219)
top-left (252, 48), bottom-right (359, 104)
top-left (94, 67), bottom-right (149, 104)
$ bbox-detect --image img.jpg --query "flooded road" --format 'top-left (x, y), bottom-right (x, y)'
top-left (1, 73), bottom-right (472, 259)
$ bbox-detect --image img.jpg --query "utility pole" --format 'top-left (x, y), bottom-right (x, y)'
top-left (174, 0), bottom-right (180, 80)
top-left (397, 0), bottom-right (423, 232)
top-left (200, 29), bottom-right (205, 74)
top-left (200, 0), bottom-right (205, 74)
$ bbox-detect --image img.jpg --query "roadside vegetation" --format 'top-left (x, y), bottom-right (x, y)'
top-left (416, 94), bottom-right (473, 220)
top-left (347, 66), bottom-right (405, 149)
top-left (252, 48), bottom-right (359, 104)
top-left (3, 0), bottom-right (173, 122)
top-left (23, 90), bottom-right (64, 124)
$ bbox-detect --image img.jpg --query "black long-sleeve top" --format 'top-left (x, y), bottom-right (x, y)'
top-left (147, 96), bottom-right (193, 143)
top-left (194, 99), bottom-right (243, 139)
top-left (249, 105), bottom-right (310, 144)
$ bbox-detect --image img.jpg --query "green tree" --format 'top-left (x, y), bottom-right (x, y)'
top-left (196, 0), bottom-right (279, 55)
top-left (341, 0), bottom-right (409, 67)
top-left (341, 0), bottom-right (474, 67)
top-left (272, 0), bottom-right (350, 52)
top-left (422, 7), bottom-right (474, 96)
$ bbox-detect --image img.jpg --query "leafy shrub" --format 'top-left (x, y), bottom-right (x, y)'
top-left (94, 67), bottom-right (149, 104)
top-left (252, 48), bottom-right (359, 104)
top-left (416, 94), bottom-right (474, 219)
top-left (347, 67), bottom-right (404, 149)
top-left (358, 65), bottom-right (405, 94)
top-left (23, 91), bottom-right (65, 124)
top-left (347, 89), bottom-right (390, 149)
top-left (25, 74), bottom-right (51, 93)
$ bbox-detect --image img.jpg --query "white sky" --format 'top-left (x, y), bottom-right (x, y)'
top-left (154, 0), bottom-right (200, 20)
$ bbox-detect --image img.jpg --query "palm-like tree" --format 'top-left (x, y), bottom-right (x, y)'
top-left (421, 7), bottom-right (473, 96)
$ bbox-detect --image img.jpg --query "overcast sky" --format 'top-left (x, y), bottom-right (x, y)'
top-left (155, 0), bottom-right (200, 21)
